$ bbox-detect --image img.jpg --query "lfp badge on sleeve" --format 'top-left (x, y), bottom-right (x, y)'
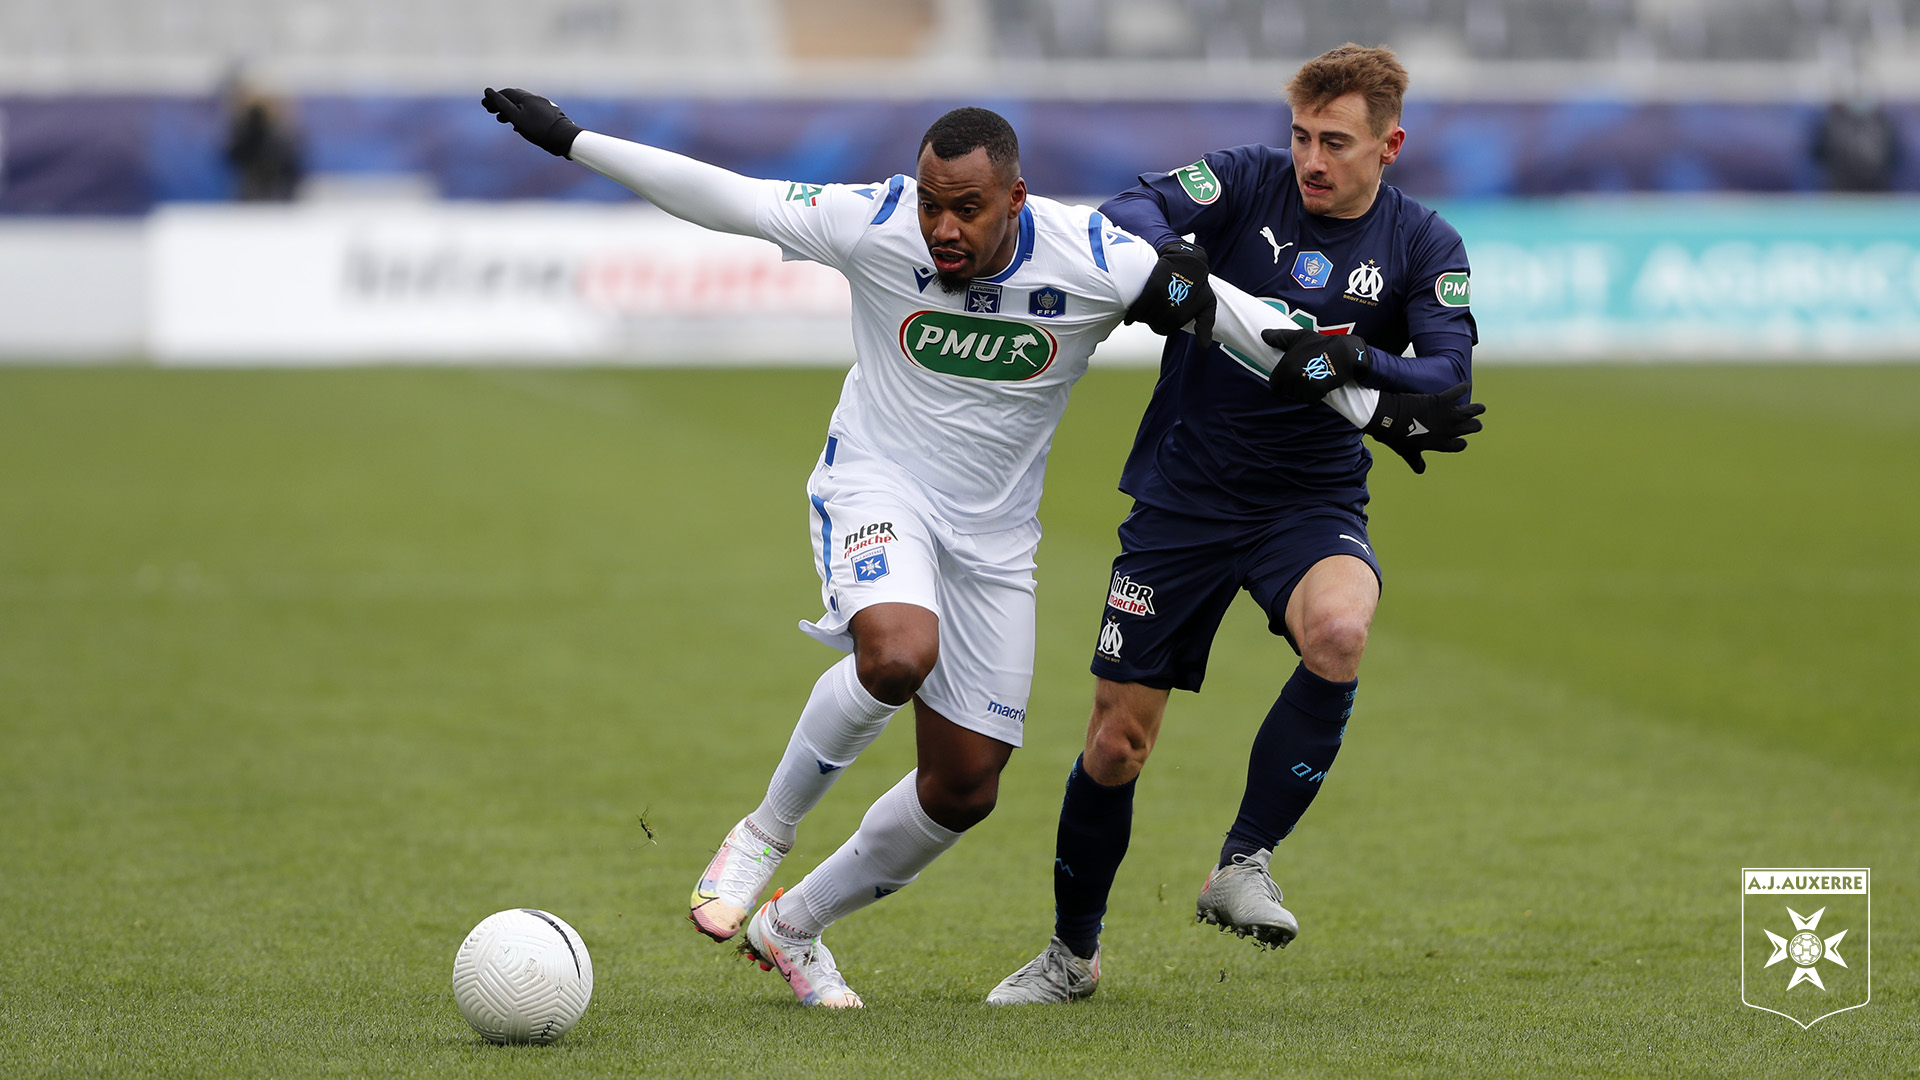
top-left (1741, 868), bottom-right (1870, 1028)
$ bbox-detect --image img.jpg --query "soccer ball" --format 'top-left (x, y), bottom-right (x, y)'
top-left (451, 909), bottom-right (594, 1044)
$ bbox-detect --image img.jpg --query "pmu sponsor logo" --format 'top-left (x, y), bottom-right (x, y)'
top-left (843, 521), bottom-right (896, 559)
top-left (1107, 572), bottom-right (1156, 616)
top-left (1435, 271), bottom-right (1471, 308)
top-left (986, 700), bottom-right (1026, 722)
top-left (898, 311), bottom-right (1058, 381)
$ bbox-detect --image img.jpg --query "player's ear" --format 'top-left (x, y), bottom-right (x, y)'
top-left (1007, 176), bottom-right (1027, 216)
top-left (1381, 126), bottom-right (1406, 165)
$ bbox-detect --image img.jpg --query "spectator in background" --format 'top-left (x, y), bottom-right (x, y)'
top-left (1813, 96), bottom-right (1901, 192)
top-left (224, 78), bottom-right (304, 201)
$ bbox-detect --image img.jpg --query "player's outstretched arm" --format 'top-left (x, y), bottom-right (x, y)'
top-left (482, 87), bottom-right (763, 237)
top-left (1209, 279), bottom-right (1483, 471)
top-left (1262, 325), bottom-right (1373, 402)
top-left (1203, 276), bottom-right (1379, 429)
top-left (1124, 241), bottom-right (1217, 353)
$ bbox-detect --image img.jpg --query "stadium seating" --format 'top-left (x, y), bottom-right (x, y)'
top-left (2, 0), bottom-right (1915, 84)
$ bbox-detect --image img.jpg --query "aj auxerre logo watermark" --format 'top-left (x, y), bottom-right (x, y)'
top-left (1741, 868), bottom-right (1870, 1029)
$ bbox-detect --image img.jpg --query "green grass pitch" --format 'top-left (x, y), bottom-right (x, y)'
top-left (1, 364), bottom-right (1914, 1078)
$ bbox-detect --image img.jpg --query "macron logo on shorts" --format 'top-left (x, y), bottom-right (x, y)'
top-left (987, 700), bottom-right (1025, 722)
top-left (1107, 572), bottom-right (1156, 616)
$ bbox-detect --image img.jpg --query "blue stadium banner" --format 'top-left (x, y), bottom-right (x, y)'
top-left (1446, 198), bottom-right (1920, 359)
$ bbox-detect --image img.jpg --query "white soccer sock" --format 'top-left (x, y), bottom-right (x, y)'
top-left (776, 769), bottom-right (964, 938)
top-left (747, 654), bottom-right (898, 848)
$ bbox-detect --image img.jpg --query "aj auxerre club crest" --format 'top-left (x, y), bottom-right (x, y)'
top-left (898, 310), bottom-right (1058, 382)
top-left (966, 281), bottom-right (1002, 314)
top-left (1741, 868), bottom-right (1870, 1029)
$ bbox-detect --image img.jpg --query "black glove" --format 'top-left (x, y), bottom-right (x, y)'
top-left (1261, 326), bottom-right (1373, 402)
top-left (482, 87), bottom-right (582, 158)
top-left (1362, 382), bottom-right (1485, 475)
top-left (1125, 240), bottom-right (1217, 354)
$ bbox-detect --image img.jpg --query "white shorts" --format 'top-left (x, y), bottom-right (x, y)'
top-left (797, 438), bottom-right (1040, 747)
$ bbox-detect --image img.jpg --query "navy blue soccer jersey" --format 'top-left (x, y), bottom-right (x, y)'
top-left (1100, 143), bottom-right (1477, 520)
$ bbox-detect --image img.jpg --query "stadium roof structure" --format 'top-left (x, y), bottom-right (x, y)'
top-left (2, 0), bottom-right (1918, 101)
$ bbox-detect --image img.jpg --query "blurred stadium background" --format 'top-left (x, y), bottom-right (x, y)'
top-left (2, 0), bottom-right (1918, 363)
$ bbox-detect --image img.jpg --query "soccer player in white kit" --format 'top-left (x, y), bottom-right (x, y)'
top-left (483, 89), bottom-right (1463, 1007)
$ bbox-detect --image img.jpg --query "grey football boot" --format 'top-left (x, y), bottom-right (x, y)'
top-left (985, 937), bottom-right (1100, 1004)
top-left (1195, 847), bottom-right (1299, 948)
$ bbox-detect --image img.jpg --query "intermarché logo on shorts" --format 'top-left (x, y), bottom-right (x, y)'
top-left (898, 311), bottom-right (1057, 381)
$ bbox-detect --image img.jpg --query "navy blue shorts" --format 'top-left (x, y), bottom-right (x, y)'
top-left (1089, 501), bottom-right (1382, 693)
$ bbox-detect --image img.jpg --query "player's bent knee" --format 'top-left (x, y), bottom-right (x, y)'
top-left (1300, 612), bottom-right (1370, 677)
top-left (856, 648), bottom-right (935, 706)
top-left (1086, 723), bottom-right (1152, 783)
top-left (919, 771), bottom-right (999, 831)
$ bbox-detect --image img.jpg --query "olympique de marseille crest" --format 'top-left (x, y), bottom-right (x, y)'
top-left (1741, 868), bottom-right (1870, 1028)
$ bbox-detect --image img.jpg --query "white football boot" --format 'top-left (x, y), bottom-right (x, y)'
top-left (742, 895), bottom-right (864, 1008)
top-left (985, 936), bottom-right (1100, 1004)
top-left (1195, 847), bottom-right (1299, 948)
top-left (688, 817), bottom-right (789, 942)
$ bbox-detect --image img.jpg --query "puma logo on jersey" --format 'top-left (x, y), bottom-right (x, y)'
top-left (1259, 227), bottom-right (1292, 263)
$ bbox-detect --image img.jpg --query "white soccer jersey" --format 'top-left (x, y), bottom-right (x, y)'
top-left (754, 176), bottom-right (1158, 533)
top-left (565, 131), bottom-right (1378, 533)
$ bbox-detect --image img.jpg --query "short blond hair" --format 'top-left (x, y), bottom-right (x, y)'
top-left (1285, 44), bottom-right (1408, 137)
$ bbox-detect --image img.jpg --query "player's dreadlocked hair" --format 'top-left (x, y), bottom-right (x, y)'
top-left (1286, 44), bottom-right (1409, 137)
top-left (919, 107), bottom-right (1021, 182)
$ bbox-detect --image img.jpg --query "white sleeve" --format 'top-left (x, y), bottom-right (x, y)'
top-left (568, 130), bottom-right (772, 237)
top-left (1207, 277), bottom-right (1379, 429)
top-left (754, 176), bottom-right (904, 270)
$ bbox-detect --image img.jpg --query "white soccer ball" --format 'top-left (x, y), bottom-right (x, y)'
top-left (451, 908), bottom-right (594, 1044)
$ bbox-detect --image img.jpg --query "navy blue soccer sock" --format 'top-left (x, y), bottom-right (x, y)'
top-left (1052, 755), bottom-right (1135, 959)
top-left (1220, 663), bottom-right (1356, 866)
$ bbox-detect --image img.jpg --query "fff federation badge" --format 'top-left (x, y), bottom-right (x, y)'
top-left (1741, 867), bottom-right (1870, 1028)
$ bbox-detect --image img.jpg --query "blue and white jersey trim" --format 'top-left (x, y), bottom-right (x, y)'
top-left (1087, 210), bottom-right (1109, 272)
top-left (981, 204), bottom-right (1036, 284)
top-left (870, 175), bottom-right (907, 225)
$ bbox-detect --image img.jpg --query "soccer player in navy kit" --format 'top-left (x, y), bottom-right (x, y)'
top-left (991, 44), bottom-right (1481, 1003)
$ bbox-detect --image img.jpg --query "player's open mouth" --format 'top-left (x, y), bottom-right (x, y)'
top-left (1301, 178), bottom-right (1332, 198)
top-left (931, 249), bottom-right (969, 272)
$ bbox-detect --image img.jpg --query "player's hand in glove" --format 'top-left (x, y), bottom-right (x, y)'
top-left (1125, 240), bottom-right (1217, 354)
top-left (1362, 382), bottom-right (1484, 475)
top-left (482, 87), bottom-right (583, 158)
top-left (1261, 326), bottom-right (1373, 402)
